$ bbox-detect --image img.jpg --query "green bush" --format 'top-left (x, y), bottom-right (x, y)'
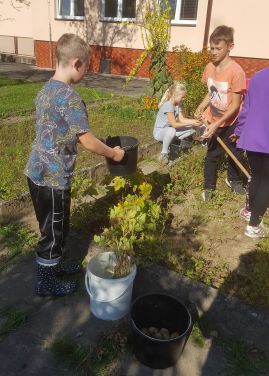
top-left (171, 45), bottom-right (211, 116)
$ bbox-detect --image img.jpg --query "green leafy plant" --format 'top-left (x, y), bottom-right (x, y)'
top-left (71, 173), bottom-right (98, 204)
top-left (94, 177), bottom-right (163, 278)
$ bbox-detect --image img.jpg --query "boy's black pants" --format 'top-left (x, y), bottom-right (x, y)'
top-left (27, 178), bottom-right (71, 265)
top-left (204, 124), bottom-right (245, 190)
top-left (247, 151), bottom-right (269, 226)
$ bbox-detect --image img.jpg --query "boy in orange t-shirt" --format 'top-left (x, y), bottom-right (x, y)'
top-left (195, 25), bottom-right (247, 201)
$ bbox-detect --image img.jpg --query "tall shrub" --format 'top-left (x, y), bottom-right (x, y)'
top-left (171, 45), bottom-right (211, 116)
top-left (126, 0), bottom-right (173, 101)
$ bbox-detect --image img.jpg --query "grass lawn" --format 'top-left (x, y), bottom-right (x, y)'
top-left (0, 97), bottom-right (155, 200)
top-left (0, 77), bottom-right (113, 118)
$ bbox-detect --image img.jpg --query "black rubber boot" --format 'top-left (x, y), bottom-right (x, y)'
top-left (35, 264), bottom-right (76, 297)
top-left (54, 261), bottom-right (81, 276)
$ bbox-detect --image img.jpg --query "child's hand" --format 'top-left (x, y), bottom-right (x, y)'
top-left (191, 119), bottom-right (203, 126)
top-left (202, 123), bottom-right (219, 139)
top-left (112, 146), bottom-right (125, 162)
top-left (229, 133), bottom-right (239, 143)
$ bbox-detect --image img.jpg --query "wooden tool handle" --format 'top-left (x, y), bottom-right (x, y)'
top-left (199, 116), bottom-right (250, 179)
top-left (216, 136), bottom-right (250, 179)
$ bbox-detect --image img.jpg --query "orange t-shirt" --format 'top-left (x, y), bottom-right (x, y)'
top-left (202, 60), bottom-right (246, 127)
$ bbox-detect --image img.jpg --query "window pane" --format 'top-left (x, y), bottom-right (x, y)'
top-left (180, 0), bottom-right (198, 20)
top-left (122, 0), bottom-right (136, 18)
top-left (59, 0), bottom-right (71, 16)
top-left (105, 0), bottom-right (118, 17)
top-left (75, 0), bottom-right (84, 16)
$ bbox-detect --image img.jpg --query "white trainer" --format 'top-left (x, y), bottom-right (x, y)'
top-left (245, 224), bottom-right (267, 238)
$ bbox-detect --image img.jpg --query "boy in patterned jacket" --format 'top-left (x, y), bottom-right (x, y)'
top-left (25, 33), bottom-right (124, 297)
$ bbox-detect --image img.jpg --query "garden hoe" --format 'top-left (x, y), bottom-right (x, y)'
top-left (200, 116), bottom-right (250, 179)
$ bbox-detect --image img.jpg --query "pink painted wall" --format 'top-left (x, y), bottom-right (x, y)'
top-left (0, 1), bottom-right (33, 37)
top-left (209, 0), bottom-right (269, 59)
top-left (1, 0), bottom-right (269, 64)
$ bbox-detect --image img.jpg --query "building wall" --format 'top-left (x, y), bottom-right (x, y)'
top-left (33, 0), bottom-right (208, 72)
top-left (0, 1), bottom-right (34, 59)
top-left (31, 1), bottom-right (87, 42)
top-left (209, 0), bottom-right (269, 59)
top-left (0, 0), bottom-right (33, 37)
top-left (1, 1), bottom-right (269, 78)
top-left (30, 0), bottom-right (208, 52)
top-left (31, 0), bottom-right (269, 77)
top-left (233, 57), bottom-right (269, 78)
top-left (29, 0), bottom-right (269, 58)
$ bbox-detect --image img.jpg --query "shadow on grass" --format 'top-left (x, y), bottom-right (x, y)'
top-left (199, 243), bottom-right (269, 375)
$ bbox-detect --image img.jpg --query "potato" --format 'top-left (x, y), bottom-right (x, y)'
top-left (170, 331), bottom-right (179, 339)
top-left (148, 326), bottom-right (159, 335)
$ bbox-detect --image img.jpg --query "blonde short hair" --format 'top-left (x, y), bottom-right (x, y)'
top-left (55, 33), bottom-right (90, 66)
top-left (209, 25), bottom-right (234, 44)
top-left (158, 81), bottom-right (186, 108)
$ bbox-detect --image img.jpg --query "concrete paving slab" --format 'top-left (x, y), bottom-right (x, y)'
top-left (0, 251), bottom-right (224, 376)
top-left (120, 338), bottom-right (225, 376)
top-left (1, 247), bottom-right (268, 376)
top-left (0, 251), bottom-right (118, 376)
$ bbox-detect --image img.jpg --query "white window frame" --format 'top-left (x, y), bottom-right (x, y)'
top-left (168, 0), bottom-right (198, 26)
top-left (100, 0), bottom-right (136, 22)
top-left (56, 0), bottom-right (85, 20)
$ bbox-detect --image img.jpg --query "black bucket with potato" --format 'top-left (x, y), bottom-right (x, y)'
top-left (130, 293), bottom-right (192, 369)
top-left (105, 136), bottom-right (139, 176)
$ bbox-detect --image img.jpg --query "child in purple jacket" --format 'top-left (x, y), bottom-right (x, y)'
top-left (234, 67), bottom-right (269, 238)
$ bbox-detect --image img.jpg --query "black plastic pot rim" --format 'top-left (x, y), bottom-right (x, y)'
top-left (121, 143), bottom-right (139, 152)
top-left (106, 135), bottom-right (140, 150)
top-left (130, 293), bottom-right (193, 343)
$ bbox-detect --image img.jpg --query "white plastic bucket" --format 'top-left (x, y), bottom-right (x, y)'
top-left (85, 252), bottom-right (137, 321)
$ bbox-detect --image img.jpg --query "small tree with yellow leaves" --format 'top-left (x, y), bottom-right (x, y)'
top-left (94, 177), bottom-right (163, 278)
top-left (126, 0), bottom-right (173, 101)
